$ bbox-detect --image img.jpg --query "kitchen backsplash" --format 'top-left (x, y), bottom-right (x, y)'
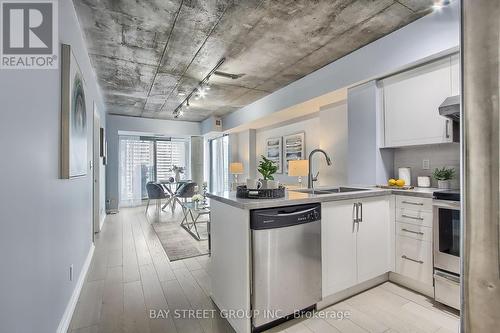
top-left (393, 143), bottom-right (460, 189)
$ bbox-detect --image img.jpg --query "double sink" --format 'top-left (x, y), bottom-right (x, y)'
top-left (290, 187), bottom-right (370, 195)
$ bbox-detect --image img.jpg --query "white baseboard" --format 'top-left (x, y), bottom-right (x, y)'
top-left (318, 273), bottom-right (389, 309)
top-left (57, 244), bottom-right (95, 333)
top-left (389, 272), bottom-right (434, 297)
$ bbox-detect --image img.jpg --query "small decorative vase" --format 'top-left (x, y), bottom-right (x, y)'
top-left (437, 180), bottom-right (451, 189)
top-left (194, 201), bottom-right (199, 210)
top-left (175, 171), bottom-right (181, 182)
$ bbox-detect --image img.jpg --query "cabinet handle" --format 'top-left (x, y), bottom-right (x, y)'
top-left (402, 200), bottom-right (423, 206)
top-left (402, 214), bottom-right (424, 221)
top-left (358, 202), bottom-right (363, 223)
top-left (445, 120), bottom-right (450, 138)
top-left (352, 203), bottom-right (358, 232)
top-left (402, 255), bottom-right (424, 264)
top-left (401, 228), bottom-right (424, 235)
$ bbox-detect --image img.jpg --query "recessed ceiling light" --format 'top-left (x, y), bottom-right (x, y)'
top-left (178, 91), bottom-right (186, 96)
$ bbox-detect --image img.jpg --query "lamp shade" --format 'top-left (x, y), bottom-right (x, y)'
top-left (288, 160), bottom-right (309, 176)
top-left (229, 162), bottom-right (244, 174)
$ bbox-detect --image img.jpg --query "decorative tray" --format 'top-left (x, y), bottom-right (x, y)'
top-left (376, 185), bottom-right (415, 190)
top-left (236, 185), bottom-right (286, 199)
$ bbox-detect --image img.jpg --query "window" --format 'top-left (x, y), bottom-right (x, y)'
top-left (119, 137), bottom-right (155, 206)
top-left (119, 136), bottom-right (190, 207)
top-left (156, 139), bottom-right (190, 181)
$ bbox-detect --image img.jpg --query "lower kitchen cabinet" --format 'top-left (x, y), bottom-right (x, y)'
top-left (357, 197), bottom-right (392, 283)
top-left (321, 196), bottom-right (392, 297)
top-left (395, 235), bottom-right (433, 285)
top-left (394, 195), bottom-right (434, 287)
top-left (321, 199), bottom-right (357, 297)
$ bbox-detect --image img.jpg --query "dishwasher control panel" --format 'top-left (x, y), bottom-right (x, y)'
top-left (250, 203), bottom-right (321, 230)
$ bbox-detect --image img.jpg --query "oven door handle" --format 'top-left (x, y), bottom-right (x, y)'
top-left (434, 270), bottom-right (460, 284)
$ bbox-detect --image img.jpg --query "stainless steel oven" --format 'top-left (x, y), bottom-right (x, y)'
top-left (433, 190), bottom-right (461, 310)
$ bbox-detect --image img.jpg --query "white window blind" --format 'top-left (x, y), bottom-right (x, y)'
top-left (119, 136), bottom-right (190, 207)
top-left (156, 139), bottom-right (190, 181)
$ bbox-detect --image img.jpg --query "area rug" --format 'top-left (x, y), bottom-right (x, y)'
top-left (151, 211), bottom-right (209, 261)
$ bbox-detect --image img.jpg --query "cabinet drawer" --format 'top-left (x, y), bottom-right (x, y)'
top-left (396, 207), bottom-right (433, 227)
top-left (396, 235), bottom-right (433, 285)
top-left (396, 222), bottom-right (432, 242)
top-left (434, 270), bottom-right (460, 310)
top-left (396, 196), bottom-right (433, 212)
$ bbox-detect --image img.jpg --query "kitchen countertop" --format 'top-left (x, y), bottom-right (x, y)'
top-left (207, 186), bottom-right (439, 210)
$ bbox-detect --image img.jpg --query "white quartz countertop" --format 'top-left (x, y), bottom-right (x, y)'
top-left (207, 186), bottom-right (438, 210)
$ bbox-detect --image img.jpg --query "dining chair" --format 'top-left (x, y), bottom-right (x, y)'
top-left (145, 182), bottom-right (169, 217)
top-left (175, 182), bottom-right (197, 204)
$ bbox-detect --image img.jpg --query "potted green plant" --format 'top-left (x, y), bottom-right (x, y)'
top-left (258, 155), bottom-right (279, 189)
top-left (433, 167), bottom-right (455, 189)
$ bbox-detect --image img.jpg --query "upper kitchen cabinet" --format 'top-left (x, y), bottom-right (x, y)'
top-left (381, 55), bottom-right (459, 147)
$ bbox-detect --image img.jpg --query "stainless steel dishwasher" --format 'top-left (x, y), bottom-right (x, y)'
top-left (250, 203), bottom-right (321, 332)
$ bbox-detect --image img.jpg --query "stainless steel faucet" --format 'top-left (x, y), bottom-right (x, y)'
top-left (308, 149), bottom-right (332, 191)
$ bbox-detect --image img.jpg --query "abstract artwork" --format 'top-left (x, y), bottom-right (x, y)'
top-left (265, 137), bottom-right (282, 174)
top-left (284, 132), bottom-right (305, 174)
top-left (61, 44), bottom-right (88, 179)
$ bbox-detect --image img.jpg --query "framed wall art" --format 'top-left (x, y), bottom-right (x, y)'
top-left (265, 137), bottom-right (282, 174)
top-left (284, 132), bottom-right (305, 174)
top-left (61, 44), bottom-right (88, 179)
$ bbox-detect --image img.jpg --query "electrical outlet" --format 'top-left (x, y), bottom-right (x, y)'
top-left (423, 159), bottom-right (430, 170)
top-left (69, 264), bottom-right (73, 282)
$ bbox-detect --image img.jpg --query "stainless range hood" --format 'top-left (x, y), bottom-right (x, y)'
top-left (438, 95), bottom-right (460, 121)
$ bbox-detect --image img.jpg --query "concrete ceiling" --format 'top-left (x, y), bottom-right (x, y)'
top-left (74, 0), bottom-right (433, 122)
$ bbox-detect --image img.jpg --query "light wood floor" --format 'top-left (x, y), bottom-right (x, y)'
top-left (69, 206), bottom-right (459, 333)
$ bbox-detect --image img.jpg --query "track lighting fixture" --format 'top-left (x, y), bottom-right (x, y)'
top-left (172, 58), bottom-right (225, 118)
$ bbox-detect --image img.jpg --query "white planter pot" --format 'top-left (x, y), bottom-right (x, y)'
top-left (437, 180), bottom-right (451, 189)
top-left (261, 180), bottom-right (280, 189)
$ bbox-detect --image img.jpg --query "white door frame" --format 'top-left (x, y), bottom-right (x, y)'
top-left (92, 104), bottom-right (101, 235)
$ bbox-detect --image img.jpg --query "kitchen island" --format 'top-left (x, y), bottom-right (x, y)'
top-left (207, 186), bottom-right (436, 333)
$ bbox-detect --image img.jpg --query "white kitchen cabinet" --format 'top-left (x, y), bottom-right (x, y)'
top-left (321, 199), bottom-right (357, 297)
top-left (395, 235), bottom-right (434, 285)
top-left (322, 196), bottom-right (392, 297)
top-left (356, 197), bottom-right (392, 283)
top-left (382, 55), bottom-right (457, 147)
top-left (394, 195), bottom-right (434, 287)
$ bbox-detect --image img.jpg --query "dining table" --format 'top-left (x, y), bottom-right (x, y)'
top-left (159, 179), bottom-right (191, 211)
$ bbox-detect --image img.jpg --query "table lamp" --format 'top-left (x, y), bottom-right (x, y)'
top-left (288, 160), bottom-right (309, 187)
top-left (230, 162), bottom-right (244, 183)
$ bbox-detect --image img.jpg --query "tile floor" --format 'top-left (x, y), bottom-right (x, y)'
top-left (69, 206), bottom-right (459, 333)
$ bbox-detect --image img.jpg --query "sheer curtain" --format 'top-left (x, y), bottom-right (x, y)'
top-left (119, 136), bottom-right (155, 207)
top-left (209, 135), bottom-right (229, 193)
